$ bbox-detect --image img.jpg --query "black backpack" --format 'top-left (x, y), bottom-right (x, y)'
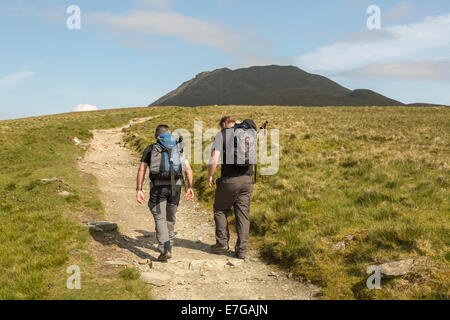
top-left (221, 119), bottom-right (258, 181)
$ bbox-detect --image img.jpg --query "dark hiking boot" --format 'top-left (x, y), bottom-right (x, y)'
top-left (157, 252), bottom-right (170, 262)
top-left (234, 251), bottom-right (246, 260)
top-left (161, 242), bottom-right (172, 260)
top-left (210, 243), bottom-right (229, 254)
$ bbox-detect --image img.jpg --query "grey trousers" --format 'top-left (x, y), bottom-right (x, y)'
top-left (213, 175), bottom-right (254, 255)
top-left (148, 185), bottom-right (181, 253)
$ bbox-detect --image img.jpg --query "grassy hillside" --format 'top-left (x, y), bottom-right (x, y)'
top-left (0, 108), bottom-right (158, 299)
top-left (1, 105), bottom-right (448, 300)
top-left (124, 106), bottom-right (449, 300)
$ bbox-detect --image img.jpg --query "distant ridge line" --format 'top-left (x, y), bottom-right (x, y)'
top-left (150, 65), bottom-right (406, 107)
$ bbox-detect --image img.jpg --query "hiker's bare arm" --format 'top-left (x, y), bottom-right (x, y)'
top-left (185, 163), bottom-right (194, 201)
top-left (208, 149), bottom-right (220, 187)
top-left (136, 162), bottom-right (147, 204)
top-left (137, 162), bottom-right (147, 190)
top-left (185, 163), bottom-right (194, 189)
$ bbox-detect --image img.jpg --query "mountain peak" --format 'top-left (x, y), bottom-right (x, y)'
top-left (150, 65), bottom-right (404, 107)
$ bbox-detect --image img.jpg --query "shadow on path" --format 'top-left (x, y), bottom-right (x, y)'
top-left (91, 229), bottom-right (227, 262)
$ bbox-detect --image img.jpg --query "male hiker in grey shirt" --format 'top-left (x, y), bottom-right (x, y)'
top-left (208, 116), bottom-right (257, 260)
top-left (136, 124), bottom-right (194, 262)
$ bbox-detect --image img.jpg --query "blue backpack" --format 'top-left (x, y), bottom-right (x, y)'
top-left (149, 132), bottom-right (185, 191)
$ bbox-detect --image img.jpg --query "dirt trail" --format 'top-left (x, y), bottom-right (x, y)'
top-left (79, 118), bottom-right (318, 300)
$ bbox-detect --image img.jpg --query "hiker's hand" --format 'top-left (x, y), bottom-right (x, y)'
top-left (136, 190), bottom-right (146, 204)
top-left (208, 176), bottom-right (215, 188)
top-left (186, 187), bottom-right (194, 201)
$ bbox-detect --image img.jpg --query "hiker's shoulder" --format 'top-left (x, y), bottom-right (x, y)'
top-left (216, 127), bottom-right (232, 136)
top-left (142, 143), bottom-right (157, 153)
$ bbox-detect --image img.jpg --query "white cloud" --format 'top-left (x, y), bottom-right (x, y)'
top-left (4, 1), bottom-right (271, 65)
top-left (334, 29), bottom-right (392, 43)
top-left (337, 58), bottom-right (450, 81)
top-left (0, 71), bottom-right (35, 86)
top-left (72, 104), bottom-right (98, 112)
top-left (295, 13), bottom-right (450, 75)
top-left (86, 9), bottom-right (274, 65)
top-left (87, 10), bottom-right (241, 52)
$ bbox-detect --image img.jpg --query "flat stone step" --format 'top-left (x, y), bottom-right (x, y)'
top-left (87, 221), bottom-right (118, 232)
top-left (380, 259), bottom-right (414, 277)
top-left (140, 271), bottom-right (171, 287)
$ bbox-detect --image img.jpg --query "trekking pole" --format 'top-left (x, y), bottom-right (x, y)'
top-left (254, 121), bottom-right (269, 183)
top-left (258, 120), bottom-right (269, 135)
top-left (177, 136), bottom-right (188, 193)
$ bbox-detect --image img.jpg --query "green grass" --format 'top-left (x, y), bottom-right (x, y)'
top-left (1, 105), bottom-right (448, 300)
top-left (0, 108), bottom-right (157, 300)
top-left (123, 106), bottom-right (450, 300)
top-left (119, 268), bottom-right (141, 280)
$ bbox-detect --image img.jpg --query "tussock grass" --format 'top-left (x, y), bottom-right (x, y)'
top-left (124, 106), bottom-right (449, 299)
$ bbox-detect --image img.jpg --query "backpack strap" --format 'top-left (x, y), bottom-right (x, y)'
top-left (148, 143), bottom-right (157, 167)
top-left (158, 142), bottom-right (176, 194)
top-left (154, 143), bottom-right (168, 173)
top-left (168, 148), bottom-right (176, 195)
top-left (222, 129), bottom-right (227, 165)
top-left (176, 139), bottom-right (187, 192)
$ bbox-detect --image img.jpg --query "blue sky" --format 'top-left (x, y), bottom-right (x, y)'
top-left (1, 0), bottom-right (449, 119)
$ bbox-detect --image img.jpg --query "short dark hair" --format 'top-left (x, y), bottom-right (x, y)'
top-left (219, 116), bottom-right (235, 128)
top-left (155, 124), bottom-right (170, 136)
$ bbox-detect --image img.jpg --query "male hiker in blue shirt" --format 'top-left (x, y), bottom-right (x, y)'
top-left (136, 124), bottom-right (194, 262)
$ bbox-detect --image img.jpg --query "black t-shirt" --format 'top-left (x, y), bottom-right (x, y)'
top-left (212, 129), bottom-right (253, 178)
top-left (141, 145), bottom-right (152, 165)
